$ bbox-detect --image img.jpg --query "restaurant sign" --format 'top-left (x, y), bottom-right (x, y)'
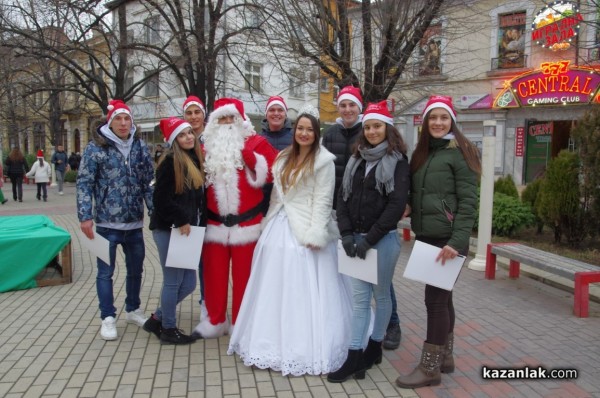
top-left (531, 1), bottom-right (582, 51)
top-left (493, 60), bottom-right (600, 108)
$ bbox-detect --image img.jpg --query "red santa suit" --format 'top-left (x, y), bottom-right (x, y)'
top-left (194, 98), bottom-right (277, 338)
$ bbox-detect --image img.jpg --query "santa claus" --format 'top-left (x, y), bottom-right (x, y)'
top-left (194, 98), bottom-right (277, 338)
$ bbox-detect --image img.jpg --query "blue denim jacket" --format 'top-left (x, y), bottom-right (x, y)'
top-left (77, 125), bottom-right (154, 224)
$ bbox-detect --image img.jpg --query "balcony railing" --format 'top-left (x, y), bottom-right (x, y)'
top-left (491, 54), bottom-right (528, 70)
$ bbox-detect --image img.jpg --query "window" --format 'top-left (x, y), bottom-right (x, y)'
top-left (497, 12), bottom-right (526, 69)
top-left (320, 77), bottom-right (329, 93)
top-left (144, 71), bottom-right (159, 97)
top-left (145, 16), bottom-right (160, 44)
top-left (288, 68), bottom-right (304, 97)
top-left (124, 68), bottom-right (134, 93)
top-left (418, 23), bottom-right (442, 76)
top-left (244, 62), bottom-right (262, 92)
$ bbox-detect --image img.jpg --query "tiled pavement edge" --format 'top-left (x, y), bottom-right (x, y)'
top-left (0, 183), bottom-right (599, 397)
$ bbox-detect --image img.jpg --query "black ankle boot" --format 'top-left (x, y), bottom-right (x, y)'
top-left (160, 328), bottom-right (195, 345)
top-left (327, 349), bottom-right (365, 383)
top-left (143, 314), bottom-right (162, 339)
top-left (363, 338), bottom-right (383, 369)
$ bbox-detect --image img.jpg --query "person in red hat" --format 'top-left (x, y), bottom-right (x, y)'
top-left (328, 100), bottom-right (410, 383)
top-left (182, 95), bottom-right (207, 140)
top-left (26, 150), bottom-right (52, 202)
top-left (192, 98), bottom-right (277, 339)
top-left (182, 95), bottom-right (208, 317)
top-left (395, 95), bottom-right (480, 388)
top-left (259, 95), bottom-right (293, 215)
top-left (77, 99), bottom-right (155, 341)
top-left (143, 117), bottom-right (206, 345)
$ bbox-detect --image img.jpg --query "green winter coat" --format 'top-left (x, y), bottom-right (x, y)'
top-left (410, 137), bottom-right (478, 251)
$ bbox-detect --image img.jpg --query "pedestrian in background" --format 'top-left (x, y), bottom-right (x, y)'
top-left (328, 101), bottom-right (410, 383)
top-left (144, 117), bottom-right (206, 345)
top-left (51, 144), bottom-right (68, 195)
top-left (77, 99), bottom-right (155, 341)
top-left (5, 147), bottom-right (28, 202)
top-left (395, 95), bottom-right (480, 388)
top-left (0, 163), bottom-right (8, 204)
top-left (68, 152), bottom-right (80, 171)
top-left (26, 150), bottom-right (51, 202)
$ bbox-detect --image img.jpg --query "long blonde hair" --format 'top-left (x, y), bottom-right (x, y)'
top-left (278, 114), bottom-right (320, 193)
top-left (158, 134), bottom-right (204, 194)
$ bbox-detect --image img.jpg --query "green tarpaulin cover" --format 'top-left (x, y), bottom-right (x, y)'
top-left (0, 215), bottom-right (71, 292)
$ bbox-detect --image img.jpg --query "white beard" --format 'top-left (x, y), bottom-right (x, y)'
top-left (203, 123), bottom-right (246, 186)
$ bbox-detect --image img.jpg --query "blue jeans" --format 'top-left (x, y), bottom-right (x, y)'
top-left (55, 169), bottom-right (65, 192)
top-left (349, 231), bottom-right (401, 349)
top-left (96, 226), bottom-right (145, 319)
top-left (153, 229), bottom-right (197, 328)
top-left (389, 284), bottom-right (400, 326)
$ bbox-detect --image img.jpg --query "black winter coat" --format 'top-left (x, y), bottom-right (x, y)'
top-left (322, 121), bottom-right (362, 209)
top-left (337, 154), bottom-right (410, 246)
top-left (5, 157), bottom-right (28, 178)
top-left (149, 152), bottom-right (206, 231)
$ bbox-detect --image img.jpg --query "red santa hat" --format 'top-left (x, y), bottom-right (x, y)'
top-left (265, 95), bottom-right (287, 116)
top-left (362, 100), bottom-right (394, 126)
top-left (106, 99), bottom-right (133, 125)
top-left (36, 149), bottom-right (44, 158)
top-left (183, 95), bottom-right (206, 115)
top-left (208, 97), bottom-right (247, 123)
top-left (337, 86), bottom-right (363, 111)
top-left (159, 117), bottom-right (192, 147)
top-left (422, 95), bottom-right (457, 122)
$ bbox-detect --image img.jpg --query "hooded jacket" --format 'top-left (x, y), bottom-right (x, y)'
top-left (76, 120), bottom-right (154, 225)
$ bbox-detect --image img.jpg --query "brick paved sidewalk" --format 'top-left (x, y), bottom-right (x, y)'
top-left (1, 183), bottom-right (599, 397)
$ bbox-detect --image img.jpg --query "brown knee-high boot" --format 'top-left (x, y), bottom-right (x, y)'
top-left (395, 342), bottom-right (444, 388)
top-left (441, 332), bottom-right (454, 373)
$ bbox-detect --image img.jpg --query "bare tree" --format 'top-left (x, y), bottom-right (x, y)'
top-left (251, 0), bottom-right (445, 103)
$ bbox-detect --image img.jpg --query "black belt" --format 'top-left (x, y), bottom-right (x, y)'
top-left (207, 204), bottom-right (263, 227)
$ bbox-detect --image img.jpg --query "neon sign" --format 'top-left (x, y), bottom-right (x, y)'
top-left (493, 61), bottom-right (600, 108)
top-left (531, 1), bottom-right (582, 51)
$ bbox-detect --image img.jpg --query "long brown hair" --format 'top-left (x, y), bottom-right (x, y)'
top-left (278, 114), bottom-right (320, 192)
top-left (410, 114), bottom-right (481, 176)
top-left (353, 123), bottom-right (408, 156)
top-left (8, 147), bottom-right (24, 162)
top-left (158, 130), bottom-right (205, 194)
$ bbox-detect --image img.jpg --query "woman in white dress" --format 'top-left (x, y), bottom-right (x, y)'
top-left (228, 106), bottom-right (353, 376)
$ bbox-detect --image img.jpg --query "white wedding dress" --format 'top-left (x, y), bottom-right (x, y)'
top-left (227, 209), bottom-right (353, 376)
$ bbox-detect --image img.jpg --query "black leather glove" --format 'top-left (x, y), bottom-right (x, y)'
top-left (356, 239), bottom-right (372, 260)
top-left (341, 235), bottom-right (356, 258)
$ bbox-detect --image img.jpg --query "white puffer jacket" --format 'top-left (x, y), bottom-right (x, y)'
top-left (26, 160), bottom-right (52, 183)
top-left (263, 146), bottom-right (339, 248)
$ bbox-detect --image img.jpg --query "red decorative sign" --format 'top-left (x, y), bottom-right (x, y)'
top-left (515, 127), bottom-right (525, 156)
top-left (531, 1), bottom-right (582, 51)
top-left (494, 61), bottom-right (600, 108)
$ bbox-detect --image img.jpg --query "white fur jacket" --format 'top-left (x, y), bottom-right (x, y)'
top-left (263, 147), bottom-right (339, 248)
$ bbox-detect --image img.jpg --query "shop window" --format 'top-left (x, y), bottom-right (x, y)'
top-left (496, 12), bottom-right (526, 69)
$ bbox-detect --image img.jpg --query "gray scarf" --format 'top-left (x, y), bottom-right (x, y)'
top-left (341, 141), bottom-right (402, 201)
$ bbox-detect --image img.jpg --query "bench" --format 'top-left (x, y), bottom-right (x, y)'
top-left (36, 240), bottom-right (73, 287)
top-left (485, 242), bottom-right (600, 318)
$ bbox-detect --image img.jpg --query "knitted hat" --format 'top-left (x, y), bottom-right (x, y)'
top-left (208, 97), bottom-right (247, 123)
top-left (36, 149), bottom-right (44, 158)
top-left (337, 86), bottom-right (363, 111)
top-left (422, 95), bottom-right (457, 122)
top-left (265, 95), bottom-right (287, 116)
top-left (183, 95), bottom-right (206, 115)
top-left (159, 117), bottom-right (192, 147)
top-left (362, 100), bottom-right (394, 126)
top-left (106, 99), bottom-right (133, 126)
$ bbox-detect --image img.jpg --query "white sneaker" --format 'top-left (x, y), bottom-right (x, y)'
top-left (100, 316), bottom-right (118, 340)
top-left (126, 308), bottom-right (148, 327)
top-left (59, 191), bottom-right (64, 195)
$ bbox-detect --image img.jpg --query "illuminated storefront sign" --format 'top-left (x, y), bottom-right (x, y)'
top-left (515, 127), bottom-right (525, 156)
top-left (493, 60), bottom-right (600, 108)
top-left (531, 1), bottom-right (582, 51)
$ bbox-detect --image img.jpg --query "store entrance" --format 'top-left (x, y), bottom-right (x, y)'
top-left (524, 119), bottom-right (573, 183)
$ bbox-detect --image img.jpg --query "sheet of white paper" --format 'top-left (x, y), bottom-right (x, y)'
top-left (403, 240), bottom-right (466, 291)
top-left (337, 241), bottom-right (378, 284)
top-left (166, 226), bottom-right (205, 270)
top-left (78, 230), bottom-right (110, 265)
